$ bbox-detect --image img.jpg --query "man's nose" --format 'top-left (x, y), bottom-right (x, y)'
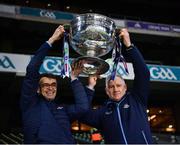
top-left (114, 86), bottom-right (118, 91)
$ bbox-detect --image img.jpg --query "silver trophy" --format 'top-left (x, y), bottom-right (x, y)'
top-left (69, 13), bottom-right (116, 75)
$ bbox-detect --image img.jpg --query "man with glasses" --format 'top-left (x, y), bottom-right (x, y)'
top-left (20, 25), bottom-right (90, 144)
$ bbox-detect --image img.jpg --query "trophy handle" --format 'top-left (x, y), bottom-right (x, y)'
top-left (61, 29), bottom-right (71, 78)
top-left (110, 28), bottom-right (129, 80)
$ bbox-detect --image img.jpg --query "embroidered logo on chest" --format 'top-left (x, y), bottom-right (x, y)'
top-left (57, 106), bottom-right (63, 110)
top-left (123, 103), bottom-right (130, 109)
top-left (105, 110), bottom-right (113, 115)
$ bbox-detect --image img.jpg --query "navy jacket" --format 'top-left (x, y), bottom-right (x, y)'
top-left (83, 46), bottom-right (153, 144)
top-left (20, 42), bottom-right (89, 144)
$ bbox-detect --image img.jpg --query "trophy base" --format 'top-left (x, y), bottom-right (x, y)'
top-left (73, 56), bottom-right (109, 75)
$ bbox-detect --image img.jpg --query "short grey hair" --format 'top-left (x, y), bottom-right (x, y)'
top-left (105, 74), bottom-right (125, 88)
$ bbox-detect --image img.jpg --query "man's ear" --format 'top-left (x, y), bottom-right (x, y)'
top-left (124, 84), bottom-right (127, 92)
top-left (105, 87), bottom-right (109, 96)
top-left (37, 87), bottom-right (40, 94)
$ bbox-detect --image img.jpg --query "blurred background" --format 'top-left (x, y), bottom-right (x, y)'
top-left (0, 0), bottom-right (180, 144)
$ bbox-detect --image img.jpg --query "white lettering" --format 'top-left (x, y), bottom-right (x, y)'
top-left (150, 67), bottom-right (177, 80)
top-left (40, 10), bottom-right (56, 19)
top-left (43, 59), bottom-right (62, 72)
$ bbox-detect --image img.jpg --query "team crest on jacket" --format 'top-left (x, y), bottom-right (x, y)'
top-left (123, 104), bottom-right (130, 109)
top-left (57, 106), bottom-right (63, 110)
top-left (105, 110), bottom-right (113, 115)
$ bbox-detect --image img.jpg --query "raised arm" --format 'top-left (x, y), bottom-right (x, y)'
top-left (86, 75), bottom-right (98, 103)
top-left (66, 60), bottom-right (99, 119)
top-left (120, 28), bottom-right (150, 105)
top-left (79, 76), bottom-right (103, 129)
top-left (66, 60), bottom-right (89, 119)
top-left (20, 25), bottom-right (65, 112)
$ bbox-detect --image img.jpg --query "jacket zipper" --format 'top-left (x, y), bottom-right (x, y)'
top-left (141, 130), bottom-right (148, 144)
top-left (116, 101), bottom-right (128, 145)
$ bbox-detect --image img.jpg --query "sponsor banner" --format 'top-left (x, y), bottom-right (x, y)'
top-left (113, 19), bottom-right (126, 28)
top-left (39, 56), bottom-right (74, 76)
top-left (148, 65), bottom-right (180, 83)
top-left (126, 20), bottom-right (176, 33)
top-left (39, 57), bottom-right (134, 79)
top-left (0, 53), bottom-right (30, 73)
top-left (39, 56), bottom-right (62, 75)
top-left (102, 58), bottom-right (134, 80)
top-left (19, 7), bottom-right (74, 20)
top-left (0, 4), bottom-right (16, 14)
top-left (171, 25), bottom-right (180, 33)
top-left (1, 53), bottom-right (180, 83)
top-left (1, 3), bottom-right (180, 36)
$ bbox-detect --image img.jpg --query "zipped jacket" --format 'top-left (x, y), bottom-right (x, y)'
top-left (83, 46), bottom-right (153, 144)
top-left (20, 42), bottom-right (89, 144)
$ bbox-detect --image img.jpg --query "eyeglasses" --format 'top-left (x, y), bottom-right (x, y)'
top-left (40, 82), bottom-right (57, 89)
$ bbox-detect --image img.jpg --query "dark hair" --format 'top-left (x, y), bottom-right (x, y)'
top-left (39, 73), bottom-right (58, 86)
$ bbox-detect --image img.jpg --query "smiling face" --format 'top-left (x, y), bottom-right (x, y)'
top-left (105, 76), bottom-right (127, 102)
top-left (38, 76), bottom-right (57, 101)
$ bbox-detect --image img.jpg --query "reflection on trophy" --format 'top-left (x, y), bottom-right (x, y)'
top-left (69, 13), bottom-right (116, 75)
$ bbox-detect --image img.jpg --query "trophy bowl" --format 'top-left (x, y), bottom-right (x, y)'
top-left (73, 56), bottom-right (110, 75)
top-left (70, 13), bottom-right (116, 57)
top-left (69, 13), bottom-right (116, 75)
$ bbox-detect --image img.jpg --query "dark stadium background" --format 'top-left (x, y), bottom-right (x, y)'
top-left (0, 0), bottom-right (180, 144)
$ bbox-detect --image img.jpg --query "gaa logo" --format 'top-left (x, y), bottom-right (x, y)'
top-left (105, 59), bottom-right (128, 77)
top-left (40, 57), bottom-right (74, 74)
top-left (0, 56), bottom-right (15, 69)
top-left (40, 10), bottom-right (56, 19)
top-left (42, 58), bottom-right (62, 73)
top-left (150, 66), bottom-right (177, 80)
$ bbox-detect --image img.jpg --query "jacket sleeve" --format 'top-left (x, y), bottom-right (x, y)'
top-left (85, 86), bottom-right (95, 105)
top-left (79, 107), bottom-right (103, 130)
top-left (126, 46), bottom-right (150, 106)
top-left (76, 87), bottom-right (103, 129)
top-left (66, 79), bottom-right (90, 120)
top-left (20, 42), bottom-right (51, 112)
